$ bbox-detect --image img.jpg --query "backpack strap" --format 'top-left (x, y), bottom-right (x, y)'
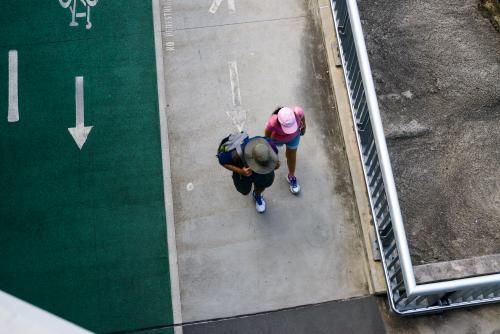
top-left (233, 133), bottom-right (249, 165)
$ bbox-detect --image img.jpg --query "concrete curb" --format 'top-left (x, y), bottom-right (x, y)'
top-left (414, 254), bottom-right (500, 284)
top-left (153, 0), bottom-right (183, 332)
top-left (313, 0), bottom-right (386, 294)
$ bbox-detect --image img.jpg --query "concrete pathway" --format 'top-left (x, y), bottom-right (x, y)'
top-left (162, 0), bottom-right (370, 322)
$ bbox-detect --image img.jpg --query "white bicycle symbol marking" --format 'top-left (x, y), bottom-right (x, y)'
top-left (59, 0), bottom-right (99, 30)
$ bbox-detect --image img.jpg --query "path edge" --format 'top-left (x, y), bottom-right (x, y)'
top-left (152, 0), bottom-right (184, 332)
top-left (314, 0), bottom-right (387, 294)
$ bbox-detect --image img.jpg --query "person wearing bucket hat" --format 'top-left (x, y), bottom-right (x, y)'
top-left (264, 106), bottom-right (306, 194)
top-left (217, 134), bottom-right (280, 213)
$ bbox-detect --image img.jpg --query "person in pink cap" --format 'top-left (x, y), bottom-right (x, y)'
top-left (264, 106), bottom-right (306, 194)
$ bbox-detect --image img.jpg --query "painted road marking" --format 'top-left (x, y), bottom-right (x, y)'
top-left (1, 2), bottom-right (176, 331)
top-left (162, 0), bottom-right (175, 52)
top-left (228, 0), bottom-right (236, 13)
top-left (152, 0), bottom-right (183, 332)
top-left (209, 0), bottom-right (223, 14)
top-left (68, 76), bottom-right (93, 150)
top-left (59, 0), bottom-right (99, 29)
top-left (8, 50), bottom-right (19, 123)
top-left (226, 61), bottom-right (246, 131)
top-left (228, 61), bottom-right (241, 107)
top-left (209, 0), bottom-right (236, 14)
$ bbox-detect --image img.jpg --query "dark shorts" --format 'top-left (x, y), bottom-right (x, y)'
top-left (232, 171), bottom-right (275, 195)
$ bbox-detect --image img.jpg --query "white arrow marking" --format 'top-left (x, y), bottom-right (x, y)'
top-left (8, 50), bottom-right (19, 123)
top-left (209, 0), bottom-right (236, 14)
top-left (227, 61), bottom-right (246, 132)
top-left (227, 0), bottom-right (236, 13)
top-left (68, 76), bottom-right (93, 150)
top-left (209, 0), bottom-right (223, 13)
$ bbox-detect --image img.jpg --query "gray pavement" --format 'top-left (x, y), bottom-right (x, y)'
top-left (161, 0), bottom-right (370, 323)
top-left (359, 0), bottom-right (500, 264)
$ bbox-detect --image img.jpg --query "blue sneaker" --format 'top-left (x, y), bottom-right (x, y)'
top-left (252, 191), bottom-right (266, 213)
top-left (287, 175), bottom-right (300, 194)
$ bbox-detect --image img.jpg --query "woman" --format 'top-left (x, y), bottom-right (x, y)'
top-left (264, 106), bottom-right (306, 194)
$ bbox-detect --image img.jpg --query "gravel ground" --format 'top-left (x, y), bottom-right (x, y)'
top-left (358, 0), bottom-right (500, 264)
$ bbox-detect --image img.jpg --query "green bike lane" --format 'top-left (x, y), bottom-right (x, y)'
top-left (0, 1), bottom-right (176, 332)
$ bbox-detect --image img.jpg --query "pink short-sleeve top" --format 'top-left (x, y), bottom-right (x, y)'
top-left (265, 106), bottom-right (305, 143)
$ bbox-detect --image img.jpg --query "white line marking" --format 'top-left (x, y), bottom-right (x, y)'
top-left (209, 0), bottom-right (223, 14)
top-left (68, 76), bottom-right (93, 150)
top-left (75, 76), bottom-right (84, 126)
top-left (227, 61), bottom-right (246, 131)
top-left (227, 0), bottom-right (236, 13)
top-left (8, 50), bottom-right (19, 123)
top-left (152, 0), bottom-right (183, 333)
top-left (228, 61), bottom-right (241, 107)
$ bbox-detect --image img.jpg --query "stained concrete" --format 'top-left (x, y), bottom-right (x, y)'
top-left (161, 0), bottom-right (370, 322)
top-left (183, 297), bottom-right (386, 334)
top-left (358, 0), bottom-right (500, 264)
top-left (316, 0), bottom-right (387, 293)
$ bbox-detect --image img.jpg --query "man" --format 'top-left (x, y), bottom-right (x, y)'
top-left (217, 134), bottom-right (280, 213)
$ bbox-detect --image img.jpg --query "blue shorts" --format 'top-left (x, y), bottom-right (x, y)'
top-left (274, 134), bottom-right (301, 150)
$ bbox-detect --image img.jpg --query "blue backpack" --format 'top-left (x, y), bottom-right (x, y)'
top-left (217, 132), bottom-right (249, 163)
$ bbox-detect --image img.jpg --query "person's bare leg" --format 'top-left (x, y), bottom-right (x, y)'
top-left (286, 147), bottom-right (297, 177)
top-left (286, 147), bottom-right (300, 194)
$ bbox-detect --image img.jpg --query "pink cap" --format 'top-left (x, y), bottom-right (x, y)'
top-left (277, 107), bottom-right (298, 134)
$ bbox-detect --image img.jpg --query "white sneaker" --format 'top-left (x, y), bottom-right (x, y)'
top-left (287, 175), bottom-right (301, 194)
top-left (252, 192), bottom-right (266, 213)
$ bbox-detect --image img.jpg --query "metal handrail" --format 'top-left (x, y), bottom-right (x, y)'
top-left (330, 0), bottom-right (500, 314)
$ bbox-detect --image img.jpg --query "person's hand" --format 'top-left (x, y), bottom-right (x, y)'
top-left (275, 160), bottom-right (281, 170)
top-left (241, 167), bottom-right (253, 177)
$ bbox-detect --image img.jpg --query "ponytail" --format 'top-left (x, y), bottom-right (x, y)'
top-left (272, 106), bottom-right (283, 115)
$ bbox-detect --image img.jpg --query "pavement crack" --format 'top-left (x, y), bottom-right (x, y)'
top-left (173, 15), bottom-right (308, 32)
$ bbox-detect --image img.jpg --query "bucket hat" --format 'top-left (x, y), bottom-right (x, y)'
top-left (244, 138), bottom-right (278, 174)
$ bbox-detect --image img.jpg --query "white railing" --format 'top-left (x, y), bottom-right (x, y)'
top-left (330, 0), bottom-right (500, 314)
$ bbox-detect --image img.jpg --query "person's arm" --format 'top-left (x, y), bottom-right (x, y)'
top-left (300, 115), bottom-right (306, 136)
top-left (268, 140), bottom-right (280, 170)
top-left (265, 116), bottom-right (275, 139)
top-left (223, 164), bottom-right (252, 176)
